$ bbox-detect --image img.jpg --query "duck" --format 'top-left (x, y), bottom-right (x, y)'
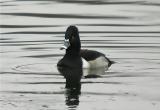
top-left (57, 25), bottom-right (113, 69)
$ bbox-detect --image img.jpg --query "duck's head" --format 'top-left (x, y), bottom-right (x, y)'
top-left (61, 26), bottom-right (81, 53)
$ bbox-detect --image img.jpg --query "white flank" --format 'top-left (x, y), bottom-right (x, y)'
top-left (82, 58), bottom-right (90, 68)
top-left (88, 56), bottom-right (109, 68)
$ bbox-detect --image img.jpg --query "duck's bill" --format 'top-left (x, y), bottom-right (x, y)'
top-left (60, 39), bottom-right (70, 50)
top-left (60, 45), bottom-right (68, 50)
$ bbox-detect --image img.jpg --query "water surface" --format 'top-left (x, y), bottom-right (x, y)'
top-left (0, 0), bottom-right (160, 110)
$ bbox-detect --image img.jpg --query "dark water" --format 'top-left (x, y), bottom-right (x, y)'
top-left (0, 0), bottom-right (160, 110)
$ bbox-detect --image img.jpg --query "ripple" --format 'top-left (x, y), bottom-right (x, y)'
top-left (23, 47), bottom-right (53, 50)
top-left (2, 90), bottom-right (134, 96)
top-left (1, 23), bottom-right (159, 29)
top-left (0, 72), bottom-right (58, 76)
top-left (2, 31), bottom-right (64, 34)
top-left (1, 12), bottom-right (130, 19)
top-left (83, 45), bottom-right (160, 48)
top-left (77, 23), bottom-right (160, 27)
top-left (0, 40), bottom-right (62, 43)
top-left (2, 91), bottom-right (65, 94)
top-left (12, 81), bottom-right (122, 85)
top-left (23, 54), bottom-right (63, 58)
top-left (3, 31), bottom-right (160, 34)
top-left (12, 63), bottom-right (59, 74)
top-left (14, 0), bottom-right (160, 6)
top-left (0, 38), bottom-right (13, 40)
top-left (0, 24), bottom-right (61, 28)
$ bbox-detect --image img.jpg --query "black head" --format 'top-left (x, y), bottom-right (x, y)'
top-left (61, 26), bottom-right (81, 53)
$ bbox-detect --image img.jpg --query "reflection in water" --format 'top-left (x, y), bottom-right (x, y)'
top-left (65, 87), bottom-right (81, 109)
top-left (57, 67), bottom-right (82, 109)
top-left (57, 67), bottom-right (82, 89)
top-left (57, 65), bottom-right (109, 109)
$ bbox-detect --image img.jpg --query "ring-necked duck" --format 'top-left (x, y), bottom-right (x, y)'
top-left (57, 25), bottom-right (113, 69)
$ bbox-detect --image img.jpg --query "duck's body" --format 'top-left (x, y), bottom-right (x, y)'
top-left (80, 49), bottom-right (112, 68)
top-left (57, 25), bottom-right (113, 69)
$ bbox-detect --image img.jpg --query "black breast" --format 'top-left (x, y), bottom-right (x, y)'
top-left (57, 53), bottom-right (82, 68)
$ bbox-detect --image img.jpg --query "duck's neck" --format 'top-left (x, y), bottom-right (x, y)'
top-left (66, 38), bottom-right (81, 56)
top-left (66, 47), bottom-right (80, 56)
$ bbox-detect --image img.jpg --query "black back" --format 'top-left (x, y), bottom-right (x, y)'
top-left (80, 49), bottom-right (105, 61)
top-left (80, 49), bottom-right (113, 67)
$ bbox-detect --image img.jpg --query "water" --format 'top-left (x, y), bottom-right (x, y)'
top-left (0, 0), bottom-right (160, 110)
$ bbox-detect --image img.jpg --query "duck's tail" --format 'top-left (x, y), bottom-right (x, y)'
top-left (105, 57), bottom-right (115, 67)
top-left (109, 60), bottom-right (115, 67)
